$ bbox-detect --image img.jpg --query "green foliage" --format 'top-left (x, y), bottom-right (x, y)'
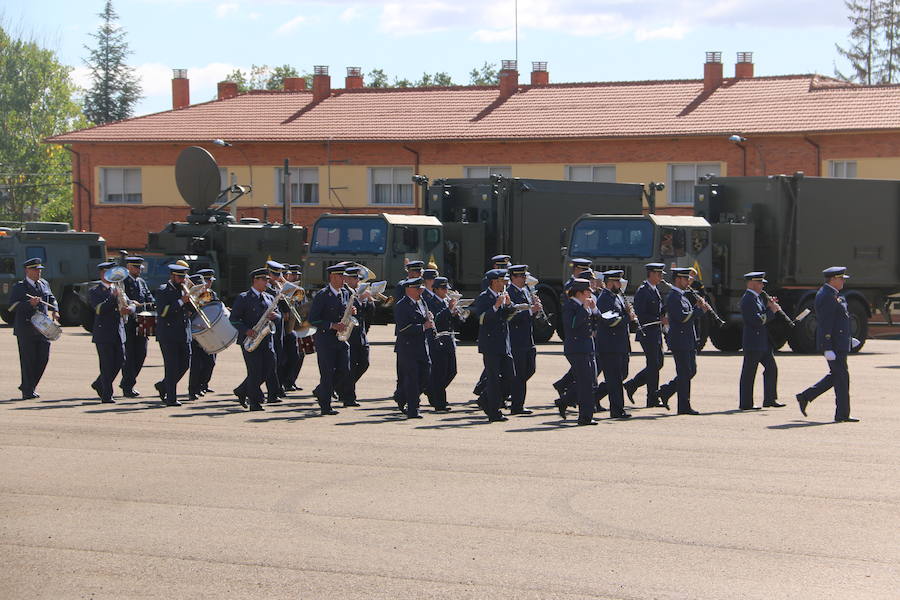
top-left (469, 62), bottom-right (499, 86)
top-left (416, 72), bottom-right (453, 86)
top-left (835, 0), bottom-right (900, 84)
top-left (0, 23), bottom-right (87, 223)
top-left (366, 68), bottom-right (389, 88)
top-left (82, 0), bottom-right (142, 124)
top-left (224, 64), bottom-right (309, 93)
top-left (266, 64), bottom-right (301, 90)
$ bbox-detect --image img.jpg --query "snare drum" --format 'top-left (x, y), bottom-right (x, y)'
top-left (136, 311), bottom-right (157, 337)
top-left (191, 301), bottom-right (238, 354)
top-left (31, 312), bottom-right (62, 341)
top-left (299, 335), bottom-right (316, 355)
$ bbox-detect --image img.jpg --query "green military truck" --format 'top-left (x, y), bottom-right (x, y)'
top-left (0, 222), bottom-right (107, 326)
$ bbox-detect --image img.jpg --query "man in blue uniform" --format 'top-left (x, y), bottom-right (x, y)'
top-left (8, 257), bottom-right (58, 399)
top-left (471, 268), bottom-right (517, 422)
top-left (394, 277), bottom-right (434, 418)
top-left (230, 268), bottom-right (280, 411)
top-left (558, 278), bottom-right (598, 425)
top-left (738, 271), bottom-right (785, 410)
top-left (595, 270), bottom-right (632, 419)
top-left (120, 256), bottom-right (155, 397)
top-left (480, 255), bottom-right (511, 290)
top-left (309, 264), bottom-right (354, 415)
top-left (506, 264), bottom-right (541, 415)
top-left (188, 269), bottom-right (219, 401)
top-left (425, 277), bottom-right (457, 412)
top-left (657, 268), bottom-right (709, 415)
top-left (266, 260), bottom-right (288, 399)
top-left (153, 264), bottom-right (194, 407)
top-left (796, 267), bottom-right (859, 422)
top-left (343, 265), bottom-right (374, 408)
top-left (624, 263), bottom-right (667, 408)
top-left (394, 260), bottom-right (424, 301)
top-left (280, 265), bottom-right (306, 392)
top-left (552, 258), bottom-right (594, 401)
top-left (88, 262), bottom-right (128, 404)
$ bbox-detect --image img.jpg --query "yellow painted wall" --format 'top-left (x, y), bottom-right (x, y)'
top-left (510, 164), bottom-right (566, 179)
top-left (827, 157), bottom-right (900, 179)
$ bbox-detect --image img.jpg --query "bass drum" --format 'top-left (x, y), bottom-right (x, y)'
top-left (136, 311), bottom-right (157, 337)
top-left (191, 301), bottom-right (238, 354)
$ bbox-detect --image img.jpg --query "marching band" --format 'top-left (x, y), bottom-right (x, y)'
top-left (6, 255), bottom-right (861, 424)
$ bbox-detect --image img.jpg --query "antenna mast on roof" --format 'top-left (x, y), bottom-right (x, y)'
top-left (515, 0), bottom-right (518, 65)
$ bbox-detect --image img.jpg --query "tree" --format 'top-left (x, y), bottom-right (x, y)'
top-left (416, 72), bottom-right (453, 86)
top-left (82, 0), bottom-right (141, 124)
top-left (224, 64), bottom-right (270, 92)
top-left (366, 68), bottom-right (390, 88)
top-left (876, 0), bottom-right (900, 82)
top-left (266, 64), bottom-right (301, 90)
top-left (0, 24), bottom-right (88, 223)
top-left (469, 62), bottom-right (499, 85)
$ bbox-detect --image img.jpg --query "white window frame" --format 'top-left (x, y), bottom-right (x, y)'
top-left (99, 167), bottom-right (142, 204)
top-left (464, 166), bottom-right (512, 178)
top-left (828, 160), bottom-right (857, 179)
top-left (667, 163), bottom-right (721, 205)
top-left (565, 165), bottom-right (616, 183)
top-left (368, 167), bottom-right (414, 206)
top-left (275, 167), bottom-right (320, 205)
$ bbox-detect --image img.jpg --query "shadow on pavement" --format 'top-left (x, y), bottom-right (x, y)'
top-left (767, 420), bottom-right (836, 429)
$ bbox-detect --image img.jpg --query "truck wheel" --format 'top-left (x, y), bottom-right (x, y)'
top-left (695, 312), bottom-right (711, 351)
top-left (848, 299), bottom-right (868, 353)
top-left (0, 307), bottom-right (11, 325)
top-left (767, 319), bottom-right (791, 351)
top-left (787, 298), bottom-right (817, 353)
top-left (533, 288), bottom-right (558, 343)
top-left (59, 291), bottom-right (83, 327)
top-left (710, 323), bottom-right (742, 352)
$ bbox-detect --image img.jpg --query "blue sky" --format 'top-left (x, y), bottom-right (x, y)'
top-left (6, 0), bottom-right (852, 117)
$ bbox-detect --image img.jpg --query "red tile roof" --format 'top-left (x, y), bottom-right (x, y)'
top-left (47, 75), bottom-right (900, 144)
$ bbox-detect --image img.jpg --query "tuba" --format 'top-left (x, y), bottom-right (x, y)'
top-left (243, 281), bottom-right (299, 352)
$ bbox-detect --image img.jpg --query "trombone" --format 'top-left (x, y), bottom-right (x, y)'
top-left (182, 281), bottom-right (212, 328)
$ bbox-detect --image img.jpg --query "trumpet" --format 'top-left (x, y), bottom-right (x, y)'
top-left (448, 291), bottom-right (474, 320)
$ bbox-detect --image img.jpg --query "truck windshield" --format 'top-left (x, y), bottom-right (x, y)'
top-left (570, 218), bottom-right (654, 258)
top-left (311, 218), bottom-right (387, 254)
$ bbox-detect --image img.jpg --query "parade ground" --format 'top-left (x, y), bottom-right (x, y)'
top-left (1, 325), bottom-right (897, 599)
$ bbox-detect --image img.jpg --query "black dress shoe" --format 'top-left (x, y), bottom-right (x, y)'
top-left (796, 393), bottom-right (808, 417)
top-left (234, 388), bottom-right (247, 408)
top-left (739, 406), bottom-right (762, 411)
top-left (267, 397), bottom-right (282, 404)
top-left (154, 382), bottom-right (165, 401)
top-left (645, 401), bottom-right (663, 408)
top-left (510, 408), bottom-right (533, 415)
top-left (678, 409), bottom-right (700, 415)
top-left (101, 398), bottom-right (116, 404)
top-left (836, 417), bottom-right (860, 422)
top-left (122, 389), bottom-right (140, 398)
top-left (248, 404), bottom-right (265, 412)
top-left (343, 401), bottom-right (361, 407)
top-left (577, 419), bottom-right (598, 426)
top-left (91, 381), bottom-right (101, 397)
top-left (612, 413), bottom-right (632, 419)
top-left (187, 394), bottom-right (198, 402)
top-left (623, 381), bottom-right (636, 404)
top-left (321, 409), bottom-right (339, 416)
top-left (555, 399), bottom-right (566, 419)
top-left (658, 392), bottom-right (671, 411)
top-left (277, 391), bottom-right (288, 399)
top-left (203, 388), bottom-right (215, 394)
top-left (164, 400), bottom-right (182, 407)
top-left (763, 401), bottom-right (786, 408)
top-left (406, 414), bottom-right (424, 419)
top-left (595, 403), bottom-right (608, 412)
top-left (488, 415), bottom-right (509, 422)
top-left (22, 393), bottom-right (39, 400)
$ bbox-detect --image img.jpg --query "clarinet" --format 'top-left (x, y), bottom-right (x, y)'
top-left (617, 290), bottom-right (644, 335)
top-left (684, 287), bottom-right (726, 327)
top-left (760, 291), bottom-right (795, 328)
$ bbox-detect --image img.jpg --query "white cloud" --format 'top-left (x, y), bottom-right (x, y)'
top-left (379, 2), bottom-right (467, 36)
top-left (215, 2), bottom-right (239, 18)
top-left (276, 15), bottom-right (307, 35)
top-left (340, 6), bottom-right (361, 21)
top-left (471, 28), bottom-right (517, 43)
top-left (635, 21), bottom-right (690, 42)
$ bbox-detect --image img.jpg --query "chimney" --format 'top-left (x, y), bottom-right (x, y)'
top-left (284, 77), bottom-right (307, 91)
top-left (171, 69), bottom-right (190, 109)
top-left (313, 65), bottom-right (331, 102)
top-left (703, 51), bottom-right (723, 93)
top-left (531, 61), bottom-right (549, 86)
top-left (499, 59), bottom-right (519, 98)
top-left (217, 81), bottom-right (238, 100)
top-left (345, 66), bottom-right (363, 89)
top-left (735, 51), bottom-right (754, 79)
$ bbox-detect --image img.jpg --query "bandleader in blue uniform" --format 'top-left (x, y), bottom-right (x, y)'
top-left (738, 272), bottom-right (785, 410)
top-left (394, 277), bottom-right (433, 418)
top-left (796, 267), bottom-right (858, 422)
top-left (153, 264), bottom-right (193, 406)
top-left (8, 257), bottom-right (57, 399)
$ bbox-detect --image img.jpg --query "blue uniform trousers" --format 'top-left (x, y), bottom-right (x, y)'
top-left (739, 349), bottom-right (778, 409)
top-left (399, 355), bottom-right (430, 417)
top-left (347, 341), bottom-right (369, 404)
top-left (481, 353), bottom-right (515, 418)
top-left (562, 353), bottom-right (596, 423)
top-left (188, 341), bottom-right (216, 395)
top-left (158, 341), bottom-right (191, 404)
top-left (797, 353), bottom-right (851, 421)
top-left (94, 341), bottom-right (125, 402)
top-left (598, 351), bottom-right (629, 417)
top-left (426, 338), bottom-right (457, 410)
top-left (659, 350), bottom-right (697, 413)
top-left (240, 345), bottom-right (275, 407)
top-left (509, 347), bottom-right (536, 412)
top-left (120, 329), bottom-right (147, 392)
top-left (313, 340), bottom-right (350, 412)
top-left (17, 336), bottom-right (50, 396)
top-left (630, 337), bottom-right (664, 405)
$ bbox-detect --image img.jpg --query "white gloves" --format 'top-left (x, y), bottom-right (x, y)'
top-left (851, 337), bottom-right (861, 349)
top-left (824, 350), bottom-right (836, 361)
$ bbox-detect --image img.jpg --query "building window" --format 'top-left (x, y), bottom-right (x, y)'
top-left (370, 167), bottom-right (413, 205)
top-left (668, 163), bottom-right (721, 205)
top-left (465, 166), bottom-right (512, 178)
top-left (829, 160), bottom-right (857, 178)
top-left (100, 168), bottom-right (142, 204)
top-left (566, 165), bottom-right (616, 183)
top-left (275, 167), bottom-right (319, 205)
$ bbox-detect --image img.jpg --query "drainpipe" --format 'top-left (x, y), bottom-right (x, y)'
top-left (402, 145), bottom-right (421, 211)
top-left (803, 136), bottom-right (821, 176)
top-left (62, 145), bottom-right (93, 230)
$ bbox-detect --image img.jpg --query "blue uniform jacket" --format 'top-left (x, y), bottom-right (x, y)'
top-left (154, 281), bottom-right (193, 344)
top-left (230, 288), bottom-right (279, 351)
top-left (562, 297), bottom-right (596, 355)
top-left (8, 278), bottom-right (56, 338)
top-left (740, 290), bottom-right (773, 352)
top-left (309, 286), bottom-right (349, 347)
top-left (633, 281), bottom-right (664, 343)
top-left (472, 288), bottom-right (515, 355)
top-left (665, 288), bottom-right (705, 352)
top-left (394, 295), bottom-right (431, 359)
top-left (430, 295), bottom-right (455, 338)
top-left (123, 275), bottom-right (154, 331)
top-left (595, 288), bottom-right (630, 353)
top-left (815, 284), bottom-right (851, 353)
top-left (349, 291), bottom-right (374, 347)
top-left (506, 284), bottom-right (535, 350)
top-left (89, 284), bottom-right (126, 344)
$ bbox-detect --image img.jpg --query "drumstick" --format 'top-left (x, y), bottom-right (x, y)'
top-left (27, 295), bottom-right (58, 310)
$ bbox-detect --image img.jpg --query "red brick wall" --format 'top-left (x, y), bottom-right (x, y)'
top-left (70, 132), bottom-right (900, 248)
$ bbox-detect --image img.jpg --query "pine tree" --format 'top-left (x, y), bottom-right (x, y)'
top-left (82, 0), bottom-right (141, 124)
top-left (836, 0), bottom-right (881, 84)
top-left (876, 0), bottom-right (900, 82)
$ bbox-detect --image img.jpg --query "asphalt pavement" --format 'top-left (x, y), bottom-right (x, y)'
top-left (1, 325), bottom-right (897, 599)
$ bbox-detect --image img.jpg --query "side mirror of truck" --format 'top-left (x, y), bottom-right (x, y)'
top-left (559, 227), bottom-right (568, 246)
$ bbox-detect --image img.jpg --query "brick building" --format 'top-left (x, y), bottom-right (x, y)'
top-left (48, 52), bottom-right (900, 249)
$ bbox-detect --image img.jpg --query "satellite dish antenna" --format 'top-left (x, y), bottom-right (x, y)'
top-left (175, 146), bottom-right (221, 211)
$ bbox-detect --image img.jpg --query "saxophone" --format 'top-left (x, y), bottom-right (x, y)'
top-left (337, 283), bottom-right (367, 342)
top-left (243, 281), bottom-right (299, 352)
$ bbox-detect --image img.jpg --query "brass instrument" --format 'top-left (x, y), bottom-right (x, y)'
top-left (447, 290), bottom-right (474, 320)
top-left (243, 281), bottom-right (299, 352)
top-left (337, 282), bottom-right (369, 343)
top-left (104, 266), bottom-right (133, 315)
top-left (524, 273), bottom-right (548, 322)
top-left (182, 281), bottom-right (212, 329)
